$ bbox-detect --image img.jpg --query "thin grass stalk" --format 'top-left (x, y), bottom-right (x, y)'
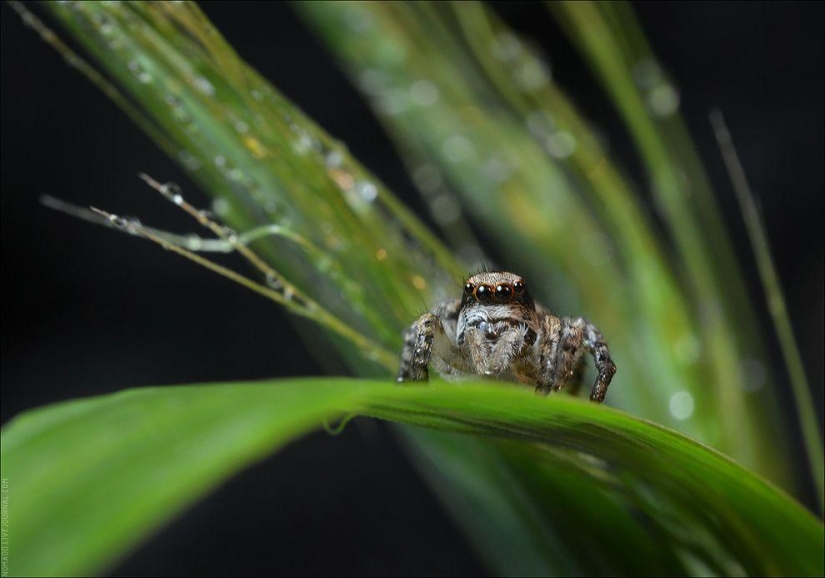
top-left (710, 109), bottom-right (824, 514)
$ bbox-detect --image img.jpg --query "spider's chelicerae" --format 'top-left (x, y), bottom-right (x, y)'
top-left (397, 271), bottom-right (616, 402)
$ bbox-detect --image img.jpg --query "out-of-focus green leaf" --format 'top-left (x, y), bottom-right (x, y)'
top-left (2, 379), bottom-right (822, 577)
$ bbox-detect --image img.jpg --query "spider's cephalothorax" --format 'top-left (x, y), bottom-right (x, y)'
top-left (396, 272), bottom-right (616, 402)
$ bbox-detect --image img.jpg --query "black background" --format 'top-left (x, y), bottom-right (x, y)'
top-left (1, 2), bottom-right (822, 576)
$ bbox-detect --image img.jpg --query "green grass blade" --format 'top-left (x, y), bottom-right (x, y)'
top-left (548, 0), bottom-right (788, 479)
top-left (2, 379), bottom-right (822, 577)
top-left (710, 109), bottom-right (824, 514)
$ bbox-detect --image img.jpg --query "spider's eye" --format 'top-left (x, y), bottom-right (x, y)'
top-left (495, 284), bottom-right (513, 301)
top-left (475, 284), bottom-right (493, 302)
top-left (513, 280), bottom-right (525, 293)
top-left (464, 282), bottom-right (474, 294)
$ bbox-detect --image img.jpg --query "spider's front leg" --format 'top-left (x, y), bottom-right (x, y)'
top-left (396, 299), bottom-right (462, 382)
top-left (536, 315), bottom-right (616, 402)
top-left (578, 318), bottom-right (617, 402)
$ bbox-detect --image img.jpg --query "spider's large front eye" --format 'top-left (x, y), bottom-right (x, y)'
top-left (464, 282), bottom-right (474, 295)
top-left (513, 280), bottom-right (525, 293)
top-left (475, 284), bottom-right (493, 302)
top-left (495, 284), bottom-right (513, 301)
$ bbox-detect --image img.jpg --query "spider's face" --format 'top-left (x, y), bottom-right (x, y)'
top-left (460, 271), bottom-right (535, 312)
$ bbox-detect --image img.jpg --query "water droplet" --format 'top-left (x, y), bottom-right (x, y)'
top-left (375, 248), bottom-right (388, 261)
top-left (482, 156), bottom-right (511, 183)
top-left (107, 214), bottom-right (127, 228)
top-left (234, 120), bottom-right (249, 134)
top-left (185, 234), bottom-right (203, 251)
top-left (669, 391), bottom-right (695, 420)
top-left (493, 32), bottom-right (521, 61)
top-left (92, 12), bottom-right (114, 36)
top-left (442, 135), bottom-right (473, 163)
top-left (375, 89), bottom-right (408, 116)
top-left (525, 110), bottom-right (555, 139)
top-left (359, 69), bottom-right (391, 95)
top-left (157, 182), bottom-right (182, 202)
top-left (356, 181), bottom-right (378, 203)
top-left (647, 84), bottom-right (680, 117)
top-left (214, 155), bottom-right (226, 168)
top-left (410, 80), bottom-right (439, 106)
top-left (412, 164), bottom-right (442, 193)
top-left (250, 88), bottom-right (264, 101)
top-left (739, 359), bottom-right (766, 392)
top-left (293, 132), bottom-right (314, 154)
top-left (313, 255), bottom-right (333, 274)
top-left (265, 272), bottom-right (283, 291)
top-left (325, 150), bottom-right (344, 168)
top-left (430, 194), bottom-right (461, 225)
top-left (212, 197), bottom-right (230, 217)
top-left (193, 76), bottom-right (215, 96)
top-left (127, 60), bottom-right (152, 84)
top-left (515, 60), bottom-right (551, 91)
top-left (545, 131), bottom-right (576, 158)
top-left (633, 58), bottom-right (663, 90)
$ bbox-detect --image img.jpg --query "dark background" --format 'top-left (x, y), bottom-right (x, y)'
top-left (1, 2), bottom-right (822, 575)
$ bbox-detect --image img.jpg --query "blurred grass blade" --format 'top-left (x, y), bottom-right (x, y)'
top-left (710, 109), bottom-right (824, 514)
top-left (548, 0), bottom-right (788, 476)
top-left (3, 379), bottom-right (823, 577)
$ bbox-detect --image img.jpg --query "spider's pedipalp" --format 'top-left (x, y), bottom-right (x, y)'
top-left (397, 299), bottom-right (463, 382)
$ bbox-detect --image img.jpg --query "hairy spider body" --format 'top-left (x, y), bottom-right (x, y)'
top-left (396, 272), bottom-right (616, 402)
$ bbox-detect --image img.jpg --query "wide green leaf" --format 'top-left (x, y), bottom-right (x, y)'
top-left (2, 379), bottom-right (822, 577)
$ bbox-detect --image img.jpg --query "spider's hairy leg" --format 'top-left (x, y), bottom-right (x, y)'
top-left (535, 314), bottom-right (561, 395)
top-left (571, 317), bottom-right (617, 403)
top-left (397, 299), bottom-right (463, 382)
top-left (536, 315), bottom-right (587, 396)
top-left (397, 313), bottom-right (440, 382)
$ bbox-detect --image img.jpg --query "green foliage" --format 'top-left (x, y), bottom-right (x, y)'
top-left (2, 1), bottom-right (822, 576)
top-left (3, 379), bottom-right (822, 576)
top-left (293, 0), bottom-right (792, 481)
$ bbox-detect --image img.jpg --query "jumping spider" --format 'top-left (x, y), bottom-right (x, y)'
top-left (397, 272), bottom-right (616, 402)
